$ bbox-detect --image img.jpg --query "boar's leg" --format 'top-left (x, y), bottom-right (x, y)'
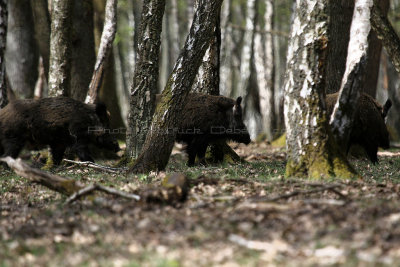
top-left (1, 138), bottom-right (24, 159)
top-left (50, 143), bottom-right (67, 165)
top-left (186, 136), bottom-right (208, 166)
top-left (73, 136), bottom-right (94, 162)
top-left (363, 141), bottom-right (379, 163)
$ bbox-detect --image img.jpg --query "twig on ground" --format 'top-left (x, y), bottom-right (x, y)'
top-left (66, 184), bottom-right (141, 203)
top-left (63, 159), bottom-right (128, 173)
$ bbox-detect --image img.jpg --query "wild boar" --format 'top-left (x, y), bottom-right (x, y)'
top-left (173, 93), bottom-right (251, 166)
top-left (0, 97), bottom-right (120, 165)
top-left (326, 92), bottom-right (392, 163)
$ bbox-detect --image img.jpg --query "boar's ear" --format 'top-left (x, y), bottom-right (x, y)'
top-left (217, 97), bottom-right (235, 111)
top-left (382, 99), bottom-right (392, 118)
top-left (236, 96), bottom-right (242, 106)
top-left (95, 102), bottom-right (108, 117)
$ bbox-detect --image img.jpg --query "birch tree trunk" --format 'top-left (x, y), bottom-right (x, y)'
top-left (48, 0), bottom-right (73, 97)
top-left (330, 0), bottom-right (374, 150)
top-left (6, 0), bottom-right (38, 98)
top-left (85, 0), bottom-right (117, 104)
top-left (219, 0), bottom-right (232, 96)
top-left (127, 0), bottom-right (165, 159)
top-left (129, 0), bottom-right (224, 174)
top-left (284, 0), bottom-right (357, 179)
top-left (0, 0), bottom-right (7, 108)
top-left (255, 0), bottom-right (276, 141)
top-left (237, 0), bottom-right (262, 139)
top-left (70, 0), bottom-right (95, 101)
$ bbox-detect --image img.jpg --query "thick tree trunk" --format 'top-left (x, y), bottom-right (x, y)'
top-left (330, 0), bottom-right (374, 150)
top-left (255, 0), bottom-right (276, 141)
top-left (0, 0), bottom-right (7, 108)
top-left (325, 0), bottom-right (355, 94)
top-left (6, 0), bottom-right (38, 98)
top-left (85, 0), bottom-right (117, 104)
top-left (70, 0), bottom-right (95, 101)
top-left (129, 0), bottom-right (224, 174)
top-left (48, 0), bottom-right (73, 97)
top-left (371, 0), bottom-right (400, 74)
top-left (284, 0), bottom-right (357, 179)
top-left (31, 0), bottom-right (51, 81)
top-left (127, 0), bottom-right (166, 159)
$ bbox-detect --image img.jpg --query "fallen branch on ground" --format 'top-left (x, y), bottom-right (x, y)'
top-left (0, 157), bottom-right (188, 205)
top-left (63, 159), bottom-right (127, 173)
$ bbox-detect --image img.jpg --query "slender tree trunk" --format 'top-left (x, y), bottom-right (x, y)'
top-left (362, 0), bottom-right (389, 97)
top-left (330, 0), bottom-right (374, 150)
top-left (129, 0), bottom-right (224, 174)
top-left (284, 0), bottom-right (357, 179)
top-left (237, 0), bottom-right (262, 139)
top-left (127, 0), bottom-right (166, 159)
top-left (70, 0), bottom-right (95, 101)
top-left (255, 0), bottom-right (276, 140)
top-left (6, 0), bottom-right (38, 98)
top-left (0, 0), bottom-right (7, 108)
top-left (86, 0), bottom-right (117, 104)
top-left (325, 0), bottom-right (355, 94)
top-left (31, 0), bottom-right (51, 81)
top-left (219, 0), bottom-right (232, 96)
top-left (48, 0), bottom-right (73, 97)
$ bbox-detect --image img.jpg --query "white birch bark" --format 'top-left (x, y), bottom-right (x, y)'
top-left (85, 0), bottom-right (117, 104)
top-left (219, 0), bottom-right (232, 96)
top-left (330, 0), bottom-right (373, 148)
top-left (255, 0), bottom-right (276, 140)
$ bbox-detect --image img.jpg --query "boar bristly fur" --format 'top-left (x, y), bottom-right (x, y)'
top-left (175, 93), bottom-right (251, 166)
top-left (326, 92), bottom-right (392, 163)
top-left (0, 97), bottom-right (119, 165)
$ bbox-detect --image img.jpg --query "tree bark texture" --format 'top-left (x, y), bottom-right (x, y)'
top-left (371, 0), bottom-right (400, 74)
top-left (6, 0), bottom-right (38, 98)
top-left (330, 0), bottom-right (377, 151)
top-left (48, 0), bottom-right (73, 97)
top-left (127, 0), bottom-right (165, 159)
top-left (284, 0), bottom-right (357, 179)
top-left (362, 0), bottom-right (389, 97)
top-left (255, 0), bottom-right (276, 140)
top-left (0, 0), bottom-right (7, 108)
top-left (86, 0), bottom-right (117, 104)
top-left (31, 0), bottom-right (51, 81)
top-left (129, 0), bottom-right (224, 174)
top-left (237, 0), bottom-right (262, 139)
top-left (70, 0), bottom-right (95, 101)
top-left (325, 0), bottom-right (355, 94)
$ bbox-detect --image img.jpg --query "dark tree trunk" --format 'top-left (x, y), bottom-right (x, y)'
top-left (127, 0), bottom-right (166, 159)
top-left (362, 0), bottom-right (389, 97)
top-left (48, 0), bottom-right (73, 97)
top-left (0, 0), bottom-right (7, 108)
top-left (371, 0), bottom-right (400, 74)
top-left (6, 0), bottom-right (38, 98)
top-left (31, 0), bottom-right (51, 81)
top-left (129, 0), bottom-right (224, 174)
top-left (325, 0), bottom-right (355, 94)
top-left (70, 0), bottom-right (95, 101)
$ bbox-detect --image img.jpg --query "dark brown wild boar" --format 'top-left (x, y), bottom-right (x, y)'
top-left (326, 92), bottom-right (392, 163)
top-left (0, 97), bottom-right (120, 165)
top-left (173, 93), bottom-right (251, 166)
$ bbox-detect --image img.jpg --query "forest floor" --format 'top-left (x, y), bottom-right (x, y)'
top-left (2, 142), bottom-right (400, 266)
